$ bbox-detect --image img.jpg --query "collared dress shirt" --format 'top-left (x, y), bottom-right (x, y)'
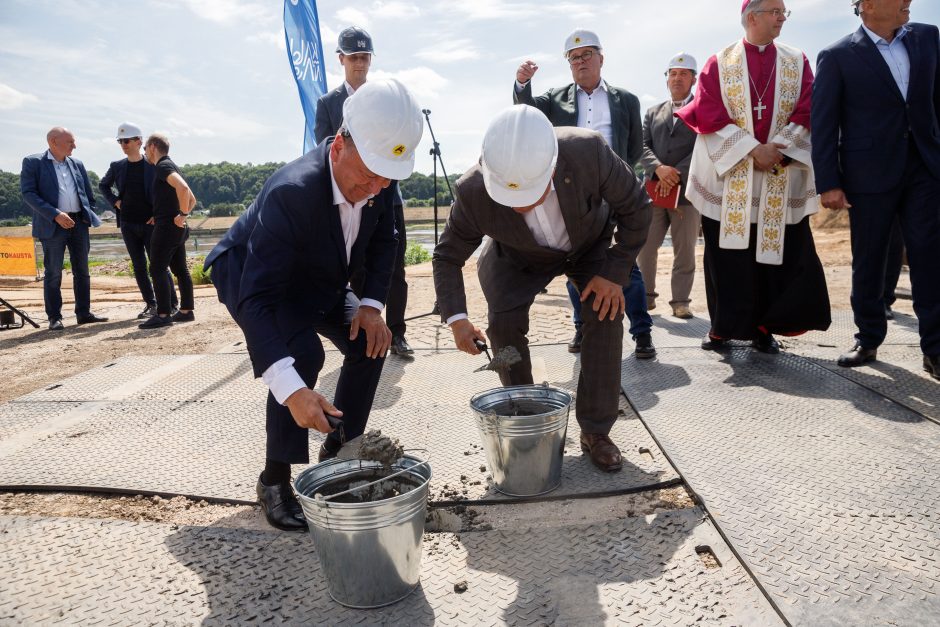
top-left (862, 23), bottom-right (911, 100)
top-left (46, 150), bottom-right (80, 214)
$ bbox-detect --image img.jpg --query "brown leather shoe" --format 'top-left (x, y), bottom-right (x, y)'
top-left (579, 433), bottom-right (623, 472)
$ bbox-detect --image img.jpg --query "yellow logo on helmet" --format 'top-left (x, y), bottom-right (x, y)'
top-left (574, 37), bottom-right (582, 43)
top-left (507, 182), bottom-right (519, 189)
top-left (392, 144), bottom-right (406, 156)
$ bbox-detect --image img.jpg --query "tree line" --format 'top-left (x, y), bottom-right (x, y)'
top-left (0, 165), bottom-right (462, 225)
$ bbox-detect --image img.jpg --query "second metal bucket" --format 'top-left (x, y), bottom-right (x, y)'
top-left (470, 384), bottom-right (571, 496)
top-left (293, 455), bottom-right (431, 608)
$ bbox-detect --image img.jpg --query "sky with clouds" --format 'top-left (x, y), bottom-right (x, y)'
top-left (1, 0), bottom-right (937, 179)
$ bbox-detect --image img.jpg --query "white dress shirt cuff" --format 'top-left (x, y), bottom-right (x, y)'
top-left (360, 298), bottom-right (385, 312)
top-left (514, 80), bottom-right (528, 92)
top-left (262, 357), bottom-right (307, 405)
top-left (446, 313), bottom-right (469, 326)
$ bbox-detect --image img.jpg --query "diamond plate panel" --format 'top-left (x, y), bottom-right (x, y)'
top-left (0, 402), bottom-right (82, 442)
top-left (13, 355), bottom-right (186, 402)
top-left (0, 346), bottom-right (676, 503)
top-left (787, 309), bottom-right (922, 349)
top-left (0, 510), bottom-right (776, 626)
top-left (622, 347), bottom-right (940, 625)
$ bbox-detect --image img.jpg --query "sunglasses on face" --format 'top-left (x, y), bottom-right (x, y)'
top-left (117, 138), bottom-right (140, 145)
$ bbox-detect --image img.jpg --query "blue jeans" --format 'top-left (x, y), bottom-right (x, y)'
top-left (567, 265), bottom-right (652, 338)
top-left (40, 221), bottom-right (91, 321)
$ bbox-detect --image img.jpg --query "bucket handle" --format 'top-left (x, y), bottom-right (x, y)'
top-left (316, 449), bottom-right (430, 502)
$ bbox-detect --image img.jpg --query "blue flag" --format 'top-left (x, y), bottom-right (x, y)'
top-left (283, 0), bottom-right (328, 154)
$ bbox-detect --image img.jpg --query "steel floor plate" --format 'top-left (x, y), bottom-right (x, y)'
top-left (0, 348), bottom-right (676, 503)
top-left (0, 509), bottom-right (776, 626)
top-left (621, 346), bottom-right (940, 626)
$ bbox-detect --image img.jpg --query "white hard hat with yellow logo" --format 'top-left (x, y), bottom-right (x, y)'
top-left (481, 105), bottom-right (558, 208)
top-left (341, 78), bottom-right (423, 180)
top-left (563, 29), bottom-right (602, 56)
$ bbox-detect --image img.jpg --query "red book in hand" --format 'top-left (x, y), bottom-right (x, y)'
top-left (645, 180), bottom-right (681, 210)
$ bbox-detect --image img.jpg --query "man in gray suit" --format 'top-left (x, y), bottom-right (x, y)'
top-left (513, 28), bottom-right (655, 359)
top-left (314, 26), bottom-right (414, 358)
top-left (433, 105), bottom-right (651, 472)
top-left (637, 53), bottom-right (700, 319)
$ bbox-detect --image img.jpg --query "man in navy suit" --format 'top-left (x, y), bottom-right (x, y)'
top-left (314, 26), bottom-right (415, 359)
top-left (20, 127), bottom-right (108, 330)
top-left (204, 80), bottom-right (424, 531)
top-left (812, 0), bottom-right (940, 379)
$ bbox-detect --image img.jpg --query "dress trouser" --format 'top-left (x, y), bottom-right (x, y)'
top-left (488, 262), bottom-right (624, 435)
top-left (40, 218), bottom-right (90, 321)
top-left (847, 143), bottom-right (940, 356)
top-left (566, 264), bottom-right (652, 337)
top-left (149, 224), bottom-right (194, 315)
top-left (350, 199), bottom-right (408, 336)
top-left (883, 219), bottom-right (904, 307)
top-left (121, 222), bottom-right (177, 308)
top-left (264, 289), bottom-right (386, 463)
top-left (636, 203), bottom-right (701, 307)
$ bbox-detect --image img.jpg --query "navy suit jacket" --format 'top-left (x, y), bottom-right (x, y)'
top-left (812, 23), bottom-right (940, 195)
top-left (20, 152), bottom-right (101, 240)
top-left (313, 85), bottom-right (348, 144)
top-left (204, 139), bottom-right (398, 376)
top-left (98, 157), bottom-right (156, 226)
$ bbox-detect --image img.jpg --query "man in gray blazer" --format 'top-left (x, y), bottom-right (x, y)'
top-left (513, 28), bottom-right (655, 359)
top-left (637, 53), bottom-right (700, 319)
top-left (433, 105), bottom-right (651, 472)
top-left (314, 26), bottom-right (414, 358)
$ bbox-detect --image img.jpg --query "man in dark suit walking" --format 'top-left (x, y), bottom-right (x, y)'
top-left (314, 28), bottom-right (415, 359)
top-left (513, 29), bottom-right (655, 359)
top-left (812, 0), bottom-right (940, 379)
top-left (20, 127), bottom-right (108, 330)
top-left (204, 80), bottom-right (424, 531)
top-left (637, 53), bottom-right (701, 320)
top-left (433, 105), bottom-right (651, 472)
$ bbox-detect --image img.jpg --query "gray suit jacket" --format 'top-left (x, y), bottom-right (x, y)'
top-left (433, 127), bottom-right (651, 318)
top-left (638, 100), bottom-right (697, 205)
top-left (314, 85), bottom-right (348, 143)
top-left (514, 80), bottom-right (643, 167)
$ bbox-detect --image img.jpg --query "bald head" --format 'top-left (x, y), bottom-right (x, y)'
top-left (46, 127), bottom-right (76, 161)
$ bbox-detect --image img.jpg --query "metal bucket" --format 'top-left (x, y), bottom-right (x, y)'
top-left (293, 454), bottom-right (432, 608)
top-left (470, 384), bottom-right (571, 496)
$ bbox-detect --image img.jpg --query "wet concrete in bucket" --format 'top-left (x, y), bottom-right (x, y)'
top-left (474, 345), bottom-right (522, 373)
top-left (486, 399), bottom-right (551, 416)
top-left (315, 469), bottom-right (423, 504)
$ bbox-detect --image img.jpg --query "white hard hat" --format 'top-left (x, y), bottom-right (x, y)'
top-left (481, 105), bottom-right (558, 208)
top-left (667, 53), bottom-right (697, 73)
top-left (342, 79), bottom-right (423, 180)
top-left (115, 122), bottom-right (143, 140)
top-left (564, 29), bottom-right (602, 56)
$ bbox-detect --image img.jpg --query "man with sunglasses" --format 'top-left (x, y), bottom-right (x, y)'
top-left (514, 28), bottom-right (656, 360)
top-left (677, 0), bottom-right (830, 353)
top-left (99, 123), bottom-right (178, 319)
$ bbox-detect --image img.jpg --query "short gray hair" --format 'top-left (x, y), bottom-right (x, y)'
top-left (741, 0), bottom-right (773, 27)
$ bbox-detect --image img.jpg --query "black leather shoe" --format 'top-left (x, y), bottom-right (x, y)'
top-left (390, 335), bottom-right (414, 357)
top-left (923, 355), bottom-right (940, 380)
top-left (634, 333), bottom-right (656, 359)
top-left (138, 315), bottom-right (173, 329)
top-left (171, 310), bottom-right (195, 323)
top-left (701, 334), bottom-right (728, 351)
top-left (256, 473), bottom-right (308, 532)
top-left (76, 313), bottom-right (109, 324)
top-left (580, 433), bottom-right (623, 472)
top-left (48, 318), bottom-right (64, 331)
top-left (837, 343), bottom-right (877, 367)
top-left (568, 328), bottom-right (583, 353)
top-left (752, 332), bottom-right (780, 354)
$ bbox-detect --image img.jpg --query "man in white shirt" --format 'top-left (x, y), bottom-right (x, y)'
top-left (433, 105), bottom-right (651, 472)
